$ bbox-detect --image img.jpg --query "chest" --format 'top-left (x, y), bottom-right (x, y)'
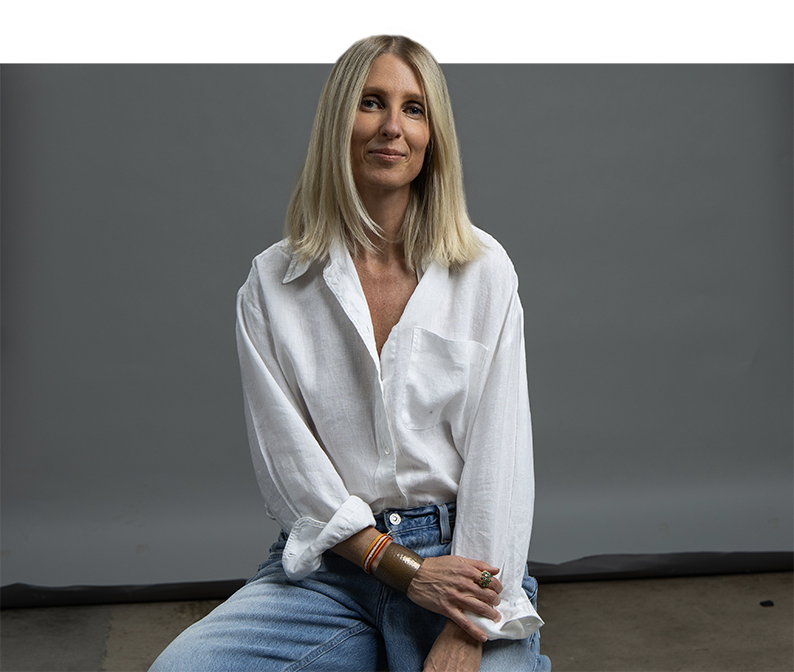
top-left (354, 263), bottom-right (418, 355)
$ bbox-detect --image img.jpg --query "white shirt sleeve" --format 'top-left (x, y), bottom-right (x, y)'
top-left (451, 286), bottom-right (544, 640)
top-left (236, 263), bottom-right (376, 580)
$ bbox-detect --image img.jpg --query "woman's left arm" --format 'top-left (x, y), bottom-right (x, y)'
top-left (450, 284), bottom-right (544, 641)
top-left (423, 286), bottom-right (538, 668)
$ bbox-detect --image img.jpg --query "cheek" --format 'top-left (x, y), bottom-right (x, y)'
top-left (412, 131), bottom-right (424, 149)
top-left (414, 124), bottom-right (430, 150)
top-left (350, 118), bottom-right (370, 153)
top-left (350, 128), bottom-right (365, 153)
top-left (413, 131), bottom-right (430, 161)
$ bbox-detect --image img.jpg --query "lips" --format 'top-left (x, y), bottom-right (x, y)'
top-left (369, 147), bottom-right (405, 157)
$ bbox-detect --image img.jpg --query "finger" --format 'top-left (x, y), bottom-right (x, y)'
top-left (441, 587), bottom-right (495, 614)
top-left (448, 609), bottom-right (488, 642)
top-left (465, 565), bottom-right (503, 594)
top-left (457, 594), bottom-right (502, 623)
top-left (452, 577), bottom-right (500, 606)
top-left (475, 574), bottom-right (502, 595)
top-left (487, 576), bottom-right (503, 594)
top-left (464, 559), bottom-right (501, 576)
top-left (461, 578), bottom-right (501, 606)
top-left (474, 585), bottom-right (501, 606)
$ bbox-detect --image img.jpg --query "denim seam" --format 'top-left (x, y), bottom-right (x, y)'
top-left (374, 581), bottom-right (391, 633)
top-left (284, 621), bottom-right (374, 672)
top-left (530, 654), bottom-right (539, 672)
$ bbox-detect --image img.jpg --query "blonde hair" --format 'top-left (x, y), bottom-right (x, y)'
top-left (285, 35), bottom-right (482, 270)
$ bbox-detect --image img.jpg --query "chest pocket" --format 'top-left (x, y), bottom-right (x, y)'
top-left (401, 328), bottom-right (489, 431)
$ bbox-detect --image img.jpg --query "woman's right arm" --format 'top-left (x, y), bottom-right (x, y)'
top-left (236, 263), bottom-right (377, 578)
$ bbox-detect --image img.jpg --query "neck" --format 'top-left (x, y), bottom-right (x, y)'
top-left (358, 187), bottom-right (411, 264)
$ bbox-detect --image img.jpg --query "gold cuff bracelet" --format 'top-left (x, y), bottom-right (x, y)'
top-left (371, 542), bottom-right (424, 594)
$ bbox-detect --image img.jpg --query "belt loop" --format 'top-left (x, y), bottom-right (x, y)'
top-left (437, 504), bottom-right (452, 544)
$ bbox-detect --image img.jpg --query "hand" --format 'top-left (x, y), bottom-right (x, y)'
top-left (407, 555), bottom-right (502, 642)
top-left (423, 620), bottom-right (483, 672)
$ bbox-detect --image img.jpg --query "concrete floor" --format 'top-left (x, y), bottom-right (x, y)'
top-left (1, 572), bottom-right (791, 671)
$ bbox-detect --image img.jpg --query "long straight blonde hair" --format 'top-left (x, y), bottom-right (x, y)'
top-left (286, 35), bottom-right (481, 270)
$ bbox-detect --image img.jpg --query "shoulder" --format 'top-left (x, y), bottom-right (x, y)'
top-left (236, 240), bottom-right (299, 319)
top-left (250, 239), bottom-right (294, 278)
top-left (471, 226), bottom-right (516, 269)
top-left (456, 227), bottom-right (519, 293)
top-left (239, 239), bottom-right (298, 294)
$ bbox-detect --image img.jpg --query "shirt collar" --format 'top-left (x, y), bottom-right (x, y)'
top-left (281, 238), bottom-right (430, 284)
top-left (281, 242), bottom-right (313, 284)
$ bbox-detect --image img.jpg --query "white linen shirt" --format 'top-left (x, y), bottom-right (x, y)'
top-left (236, 227), bottom-right (542, 640)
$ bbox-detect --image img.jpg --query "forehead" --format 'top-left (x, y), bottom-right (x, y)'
top-left (363, 53), bottom-right (425, 99)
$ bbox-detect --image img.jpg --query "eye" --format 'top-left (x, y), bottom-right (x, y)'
top-left (360, 97), bottom-right (380, 110)
top-left (405, 104), bottom-right (425, 117)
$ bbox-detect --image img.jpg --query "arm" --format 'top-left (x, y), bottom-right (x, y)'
top-left (237, 266), bottom-right (376, 578)
top-left (423, 284), bottom-right (540, 670)
top-left (334, 528), bottom-right (503, 642)
top-left (423, 621), bottom-right (483, 672)
top-left (450, 286), bottom-right (543, 641)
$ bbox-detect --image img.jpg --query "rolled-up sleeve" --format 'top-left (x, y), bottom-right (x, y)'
top-left (236, 264), bottom-right (375, 579)
top-left (451, 283), bottom-right (543, 640)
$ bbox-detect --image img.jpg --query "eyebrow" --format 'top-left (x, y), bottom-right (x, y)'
top-left (361, 86), bottom-right (425, 103)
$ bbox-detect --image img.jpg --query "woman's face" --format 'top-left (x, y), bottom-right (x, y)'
top-left (350, 53), bottom-right (431, 202)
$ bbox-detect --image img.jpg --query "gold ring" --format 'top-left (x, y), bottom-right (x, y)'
top-left (479, 570), bottom-right (492, 588)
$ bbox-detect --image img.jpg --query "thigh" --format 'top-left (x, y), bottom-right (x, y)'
top-left (149, 549), bottom-right (388, 672)
top-left (378, 511), bottom-right (452, 671)
top-left (380, 590), bottom-right (447, 671)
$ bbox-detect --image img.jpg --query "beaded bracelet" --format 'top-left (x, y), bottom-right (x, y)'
top-left (362, 532), bottom-right (392, 573)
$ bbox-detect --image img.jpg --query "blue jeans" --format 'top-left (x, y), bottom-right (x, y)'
top-left (150, 503), bottom-right (551, 671)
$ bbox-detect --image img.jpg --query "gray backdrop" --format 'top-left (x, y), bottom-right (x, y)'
top-left (2, 64), bottom-right (792, 588)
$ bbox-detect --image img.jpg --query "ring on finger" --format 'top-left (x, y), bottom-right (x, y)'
top-left (479, 570), bottom-right (492, 588)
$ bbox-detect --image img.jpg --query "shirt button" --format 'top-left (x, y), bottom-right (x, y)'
top-left (389, 513), bottom-right (402, 526)
top-left (384, 445), bottom-right (391, 455)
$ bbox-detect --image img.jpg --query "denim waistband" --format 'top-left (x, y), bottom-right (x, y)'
top-left (280, 502), bottom-right (457, 548)
top-left (374, 502), bottom-right (456, 545)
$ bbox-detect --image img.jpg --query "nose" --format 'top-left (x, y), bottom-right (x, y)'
top-left (379, 108), bottom-right (402, 139)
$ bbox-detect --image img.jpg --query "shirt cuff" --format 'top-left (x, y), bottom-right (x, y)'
top-left (466, 592), bottom-right (544, 640)
top-left (281, 495), bottom-right (376, 580)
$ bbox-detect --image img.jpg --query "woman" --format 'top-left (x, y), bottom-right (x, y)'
top-left (151, 35), bottom-right (549, 672)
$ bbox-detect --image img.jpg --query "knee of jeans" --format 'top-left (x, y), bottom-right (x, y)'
top-left (148, 655), bottom-right (169, 672)
top-left (149, 626), bottom-right (216, 672)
